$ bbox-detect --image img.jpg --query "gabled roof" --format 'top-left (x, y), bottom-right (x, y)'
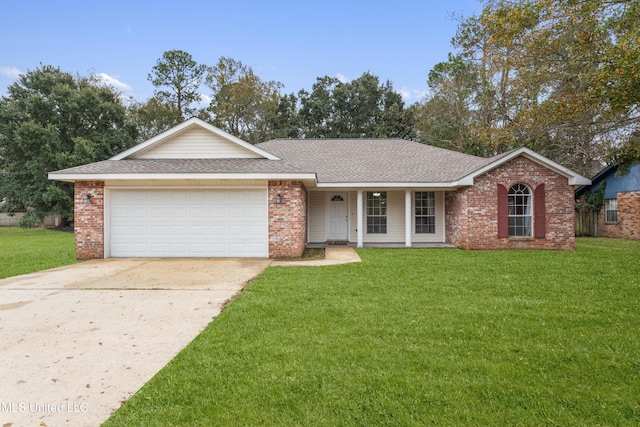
top-left (255, 138), bottom-right (492, 185)
top-left (111, 118), bottom-right (279, 160)
top-left (49, 119), bottom-right (591, 187)
top-left (575, 162), bottom-right (640, 198)
top-left (574, 164), bottom-right (616, 197)
top-left (457, 147), bottom-right (592, 186)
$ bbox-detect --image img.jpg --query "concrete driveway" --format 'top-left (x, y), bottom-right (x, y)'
top-left (0, 258), bottom-right (270, 427)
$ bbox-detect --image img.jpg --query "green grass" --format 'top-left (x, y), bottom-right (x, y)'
top-left (0, 227), bottom-right (79, 278)
top-left (104, 238), bottom-right (640, 426)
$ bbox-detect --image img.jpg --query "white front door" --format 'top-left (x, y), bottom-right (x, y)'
top-left (327, 193), bottom-right (348, 240)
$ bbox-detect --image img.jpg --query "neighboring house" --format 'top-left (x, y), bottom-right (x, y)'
top-left (575, 163), bottom-right (640, 239)
top-left (48, 118), bottom-right (590, 260)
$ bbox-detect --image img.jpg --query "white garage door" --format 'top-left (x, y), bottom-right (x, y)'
top-left (110, 189), bottom-right (268, 258)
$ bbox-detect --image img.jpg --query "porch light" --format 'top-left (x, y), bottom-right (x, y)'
top-left (373, 192), bottom-right (381, 197)
top-left (276, 193), bottom-right (282, 204)
top-left (83, 194), bottom-right (92, 204)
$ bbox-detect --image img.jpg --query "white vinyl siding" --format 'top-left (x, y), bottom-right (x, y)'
top-left (131, 127), bottom-right (262, 159)
top-left (308, 191), bottom-right (326, 243)
top-left (109, 189), bottom-right (267, 257)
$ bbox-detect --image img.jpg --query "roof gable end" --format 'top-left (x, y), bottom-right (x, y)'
top-left (111, 118), bottom-right (279, 160)
top-left (457, 147), bottom-right (591, 186)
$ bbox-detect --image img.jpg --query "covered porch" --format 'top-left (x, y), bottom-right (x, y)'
top-left (306, 189), bottom-right (452, 248)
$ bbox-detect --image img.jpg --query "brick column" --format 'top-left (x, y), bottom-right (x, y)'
top-left (268, 181), bottom-right (307, 258)
top-left (74, 181), bottom-right (105, 260)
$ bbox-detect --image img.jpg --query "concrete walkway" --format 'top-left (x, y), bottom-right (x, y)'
top-left (271, 247), bottom-right (362, 267)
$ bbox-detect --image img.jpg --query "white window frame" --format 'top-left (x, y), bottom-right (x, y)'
top-left (605, 198), bottom-right (618, 223)
top-left (508, 184), bottom-right (532, 237)
top-left (366, 191), bottom-right (387, 234)
top-left (415, 191), bottom-right (436, 234)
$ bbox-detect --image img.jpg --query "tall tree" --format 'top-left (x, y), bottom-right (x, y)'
top-left (0, 65), bottom-right (137, 225)
top-left (148, 50), bottom-right (206, 119)
top-left (271, 93), bottom-right (301, 139)
top-left (298, 72), bottom-right (414, 139)
top-left (420, 0), bottom-right (639, 176)
top-left (127, 97), bottom-right (182, 142)
top-left (205, 57), bottom-right (283, 143)
top-left (415, 54), bottom-right (483, 155)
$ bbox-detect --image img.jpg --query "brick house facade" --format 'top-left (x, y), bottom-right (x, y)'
top-left (50, 118), bottom-right (590, 259)
top-left (446, 157), bottom-right (575, 251)
top-left (596, 191), bottom-right (640, 239)
top-left (268, 180), bottom-right (307, 258)
top-left (575, 162), bottom-right (640, 240)
top-left (74, 181), bottom-right (105, 260)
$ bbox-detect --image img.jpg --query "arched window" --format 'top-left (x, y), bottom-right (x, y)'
top-left (508, 184), bottom-right (532, 237)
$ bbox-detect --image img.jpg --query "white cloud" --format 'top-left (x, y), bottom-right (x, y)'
top-left (336, 73), bottom-right (349, 83)
top-left (0, 66), bottom-right (22, 79)
top-left (198, 93), bottom-right (212, 107)
top-left (94, 72), bottom-right (133, 92)
top-left (412, 89), bottom-right (429, 101)
top-left (399, 87), bottom-right (412, 100)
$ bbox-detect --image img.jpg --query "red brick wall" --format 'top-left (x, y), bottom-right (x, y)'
top-left (74, 181), bottom-right (105, 259)
top-left (268, 181), bottom-right (307, 258)
top-left (446, 156), bottom-right (576, 251)
top-left (597, 191), bottom-right (640, 239)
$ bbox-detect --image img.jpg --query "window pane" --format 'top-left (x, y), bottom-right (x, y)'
top-left (605, 199), bottom-right (618, 223)
top-left (415, 192), bottom-right (436, 234)
top-left (366, 191), bottom-right (387, 234)
top-left (507, 184), bottom-right (532, 237)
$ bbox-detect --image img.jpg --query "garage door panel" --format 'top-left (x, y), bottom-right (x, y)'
top-left (110, 189), bottom-right (268, 258)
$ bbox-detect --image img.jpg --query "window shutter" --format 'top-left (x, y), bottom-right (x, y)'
top-left (497, 184), bottom-right (509, 238)
top-left (534, 183), bottom-right (546, 238)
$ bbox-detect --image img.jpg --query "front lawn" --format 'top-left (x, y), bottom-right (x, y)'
top-left (0, 227), bottom-right (78, 279)
top-left (104, 239), bottom-right (640, 426)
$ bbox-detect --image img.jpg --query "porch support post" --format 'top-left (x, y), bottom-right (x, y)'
top-left (357, 190), bottom-right (364, 248)
top-left (405, 190), bottom-right (412, 247)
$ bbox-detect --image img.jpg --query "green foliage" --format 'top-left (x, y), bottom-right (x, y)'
top-left (415, 0), bottom-right (640, 177)
top-left (127, 97), bottom-right (183, 142)
top-left (608, 130), bottom-right (640, 174)
top-left (271, 93), bottom-right (301, 139)
top-left (0, 65), bottom-right (137, 225)
top-left (148, 50), bottom-right (207, 119)
top-left (205, 57), bottom-right (283, 143)
top-left (104, 241), bottom-right (640, 426)
top-left (0, 228), bottom-right (78, 278)
top-left (416, 53), bottom-right (485, 155)
top-left (577, 181), bottom-right (606, 211)
top-left (297, 72), bottom-right (414, 139)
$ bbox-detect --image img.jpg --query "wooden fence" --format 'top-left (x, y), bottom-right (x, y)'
top-left (575, 209), bottom-right (597, 237)
top-left (0, 213), bottom-right (62, 227)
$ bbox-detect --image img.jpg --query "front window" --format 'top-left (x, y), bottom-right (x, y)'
top-left (366, 191), bottom-right (387, 233)
top-left (605, 199), bottom-right (618, 223)
top-left (415, 192), bottom-right (435, 233)
top-left (508, 184), bottom-right (532, 237)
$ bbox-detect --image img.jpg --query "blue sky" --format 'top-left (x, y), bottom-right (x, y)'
top-left (1, 0), bottom-right (483, 105)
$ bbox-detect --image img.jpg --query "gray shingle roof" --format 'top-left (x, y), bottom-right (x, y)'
top-left (50, 138), bottom-right (496, 184)
top-left (50, 158), bottom-right (308, 175)
top-left (255, 138), bottom-right (493, 183)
